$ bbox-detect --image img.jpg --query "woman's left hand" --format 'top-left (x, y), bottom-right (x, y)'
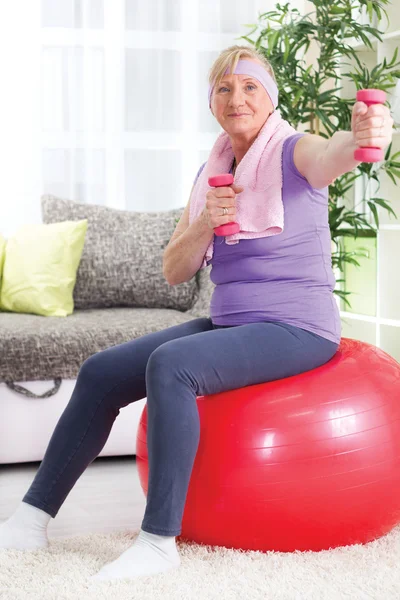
top-left (352, 100), bottom-right (394, 151)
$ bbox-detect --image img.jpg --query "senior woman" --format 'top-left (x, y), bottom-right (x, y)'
top-left (0, 45), bottom-right (393, 582)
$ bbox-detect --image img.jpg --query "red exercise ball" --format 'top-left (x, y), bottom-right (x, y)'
top-left (136, 338), bottom-right (400, 552)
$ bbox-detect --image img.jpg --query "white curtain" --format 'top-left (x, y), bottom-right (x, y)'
top-left (1, 0), bottom-right (307, 238)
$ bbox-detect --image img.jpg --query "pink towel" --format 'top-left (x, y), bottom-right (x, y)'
top-left (189, 110), bottom-right (298, 267)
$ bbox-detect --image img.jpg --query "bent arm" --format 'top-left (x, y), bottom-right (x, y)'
top-left (163, 184), bottom-right (214, 286)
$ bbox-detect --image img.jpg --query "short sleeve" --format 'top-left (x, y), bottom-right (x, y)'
top-left (283, 133), bottom-right (329, 197)
top-left (283, 133), bottom-right (309, 182)
top-left (193, 162), bottom-right (207, 186)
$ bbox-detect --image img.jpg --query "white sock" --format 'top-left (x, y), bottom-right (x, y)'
top-left (0, 501), bottom-right (51, 550)
top-left (90, 528), bottom-right (181, 582)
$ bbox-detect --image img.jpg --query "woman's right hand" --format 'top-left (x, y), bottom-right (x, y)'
top-left (202, 184), bottom-right (244, 230)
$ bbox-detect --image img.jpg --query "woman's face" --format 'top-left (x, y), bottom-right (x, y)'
top-left (210, 59), bottom-right (274, 136)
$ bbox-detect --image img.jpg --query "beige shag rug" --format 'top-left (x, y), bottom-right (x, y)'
top-left (1, 525), bottom-right (400, 600)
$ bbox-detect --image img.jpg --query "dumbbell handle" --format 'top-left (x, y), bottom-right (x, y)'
top-left (354, 89), bottom-right (387, 163)
top-left (208, 173), bottom-right (241, 236)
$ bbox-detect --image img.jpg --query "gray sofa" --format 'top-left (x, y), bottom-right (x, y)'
top-left (0, 196), bottom-right (214, 464)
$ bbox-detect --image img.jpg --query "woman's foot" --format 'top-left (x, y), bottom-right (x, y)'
top-left (0, 502), bottom-right (50, 550)
top-left (90, 528), bottom-right (181, 582)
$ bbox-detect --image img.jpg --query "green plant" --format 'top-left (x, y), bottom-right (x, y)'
top-left (239, 0), bottom-right (400, 308)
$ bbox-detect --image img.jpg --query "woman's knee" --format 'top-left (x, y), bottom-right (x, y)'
top-left (147, 343), bottom-right (176, 373)
top-left (146, 341), bottom-right (191, 384)
top-left (76, 350), bottom-right (146, 409)
top-left (80, 351), bottom-right (103, 374)
top-left (77, 350), bottom-right (118, 388)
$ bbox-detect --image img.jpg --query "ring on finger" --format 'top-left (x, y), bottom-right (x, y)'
top-left (222, 207), bottom-right (228, 216)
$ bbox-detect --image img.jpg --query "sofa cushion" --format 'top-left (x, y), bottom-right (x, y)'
top-left (41, 195), bottom-right (197, 311)
top-left (0, 308), bottom-right (206, 383)
top-left (0, 220), bottom-right (87, 317)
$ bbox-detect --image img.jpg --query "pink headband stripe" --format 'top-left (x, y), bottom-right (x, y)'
top-left (208, 59), bottom-right (279, 109)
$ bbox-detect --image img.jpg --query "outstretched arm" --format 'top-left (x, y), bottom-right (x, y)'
top-left (293, 101), bottom-right (394, 189)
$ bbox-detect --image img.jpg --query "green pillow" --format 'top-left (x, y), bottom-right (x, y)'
top-left (0, 220), bottom-right (88, 317)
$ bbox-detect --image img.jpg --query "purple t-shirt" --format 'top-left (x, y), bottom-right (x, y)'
top-left (193, 133), bottom-right (341, 345)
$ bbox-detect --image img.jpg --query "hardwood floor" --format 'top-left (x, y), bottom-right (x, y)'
top-left (0, 456), bottom-right (147, 539)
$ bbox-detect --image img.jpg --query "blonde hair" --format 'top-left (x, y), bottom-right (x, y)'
top-left (208, 45), bottom-right (277, 95)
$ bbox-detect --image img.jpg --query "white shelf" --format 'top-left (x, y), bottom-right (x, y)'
top-left (340, 311), bottom-right (400, 327)
top-left (335, 225), bottom-right (400, 233)
top-left (346, 29), bottom-right (400, 50)
top-left (382, 30), bottom-right (400, 41)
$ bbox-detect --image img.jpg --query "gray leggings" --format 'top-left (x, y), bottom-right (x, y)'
top-left (23, 317), bottom-right (339, 536)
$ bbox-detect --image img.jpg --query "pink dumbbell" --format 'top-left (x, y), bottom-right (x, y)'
top-left (354, 89), bottom-right (387, 163)
top-left (208, 173), bottom-right (241, 236)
